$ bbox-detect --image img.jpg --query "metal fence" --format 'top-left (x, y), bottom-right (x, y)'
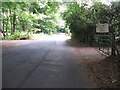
top-left (95, 33), bottom-right (112, 55)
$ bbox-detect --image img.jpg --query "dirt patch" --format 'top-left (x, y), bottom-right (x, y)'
top-left (66, 39), bottom-right (90, 47)
top-left (67, 40), bottom-right (120, 88)
top-left (1, 40), bottom-right (33, 50)
top-left (87, 56), bottom-right (120, 88)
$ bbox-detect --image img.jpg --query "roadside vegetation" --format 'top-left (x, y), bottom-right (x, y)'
top-left (0, 1), bottom-right (68, 40)
top-left (61, 1), bottom-right (120, 44)
top-left (1, 0), bottom-right (120, 88)
top-left (1, 1), bottom-right (120, 43)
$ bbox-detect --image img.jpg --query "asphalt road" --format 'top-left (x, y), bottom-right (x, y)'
top-left (2, 35), bottom-right (90, 88)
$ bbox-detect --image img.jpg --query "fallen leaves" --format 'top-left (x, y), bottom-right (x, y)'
top-left (86, 56), bottom-right (120, 88)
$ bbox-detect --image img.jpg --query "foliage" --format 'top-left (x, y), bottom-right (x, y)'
top-left (1, 1), bottom-right (62, 40)
top-left (1, 1), bottom-right (120, 42)
top-left (61, 2), bottom-right (95, 44)
top-left (61, 1), bottom-right (120, 45)
top-left (2, 31), bottom-right (31, 40)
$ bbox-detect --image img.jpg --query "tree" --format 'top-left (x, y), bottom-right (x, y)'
top-left (1, 1), bottom-right (62, 39)
top-left (61, 0), bottom-right (120, 46)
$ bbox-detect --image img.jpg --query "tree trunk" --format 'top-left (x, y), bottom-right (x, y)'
top-left (2, 8), bottom-right (6, 37)
top-left (6, 16), bottom-right (9, 36)
top-left (22, 22), bottom-right (26, 31)
top-left (9, 9), bottom-right (13, 34)
top-left (2, 19), bottom-right (6, 37)
top-left (13, 9), bottom-right (16, 33)
top-left (13, 14), bottom-right (16, 33)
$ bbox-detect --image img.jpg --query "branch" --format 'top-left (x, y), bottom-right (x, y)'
top-left (111, 22), bottom-right (120, 27)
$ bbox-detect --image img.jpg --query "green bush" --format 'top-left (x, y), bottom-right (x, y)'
top-left (3, 35), bottom-right (15, 40)
top-left (2, 32), bottom-right (32, 40)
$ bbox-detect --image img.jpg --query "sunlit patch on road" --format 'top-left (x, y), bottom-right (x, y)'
top-left (32, 33), bottom-right (70, 41)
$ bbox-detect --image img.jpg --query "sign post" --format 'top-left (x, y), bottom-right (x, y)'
top-left (96, 24), bottom-right (109, 33)
top-left (96, 24), bottom-right (110, 55)
top-left (96, 24), bottom-right (119, 56)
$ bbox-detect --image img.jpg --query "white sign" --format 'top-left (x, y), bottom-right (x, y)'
top-left (96, 24), bottom-right (109, 33)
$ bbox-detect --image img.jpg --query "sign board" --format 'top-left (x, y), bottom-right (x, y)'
top-left (96, 24), bottom-right (109, 33)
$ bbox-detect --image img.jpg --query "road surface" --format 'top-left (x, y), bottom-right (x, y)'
top-left (2, 34), bottom-right (90, 88)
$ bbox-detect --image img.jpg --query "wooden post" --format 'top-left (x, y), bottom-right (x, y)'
top-left (98, 35), bottom-right (101, 50)
top-left (111, 32), bottom-right (116, 56)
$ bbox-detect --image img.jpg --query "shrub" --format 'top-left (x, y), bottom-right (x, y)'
top-left (2, 32), bottom-right (32, 40)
